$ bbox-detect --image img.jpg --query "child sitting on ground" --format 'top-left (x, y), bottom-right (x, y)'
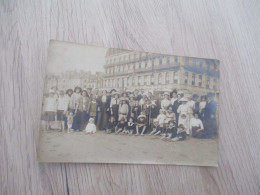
top-left (115, 117), bottom-right (127, 135)
top-left (105, 116), bottom-right (117, 134)
top-left (85, 118), bottom-right (97, 134)
top-left (135, 115), bottom-right (147, 136)
top-left (165, 107), bottom-right (176, 124)
top-left (125, 117), bottom-right (136, 135)
top-left (161, 120), bottom-right (177, 140)
top-left (149, 119), bottom-right (160, 135)
top-left (157, 109), bottom-right (167, 128)
top-left (171, 124), bottom-right (187, 142)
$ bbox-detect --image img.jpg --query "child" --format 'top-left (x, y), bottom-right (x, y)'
top-left (105, 116), bottom-right (117, 134)
top-left (157, 109), bottom-right (167, 127)
top-left (118, 98), bottom-right (129, 121)
top-left (190, 112), bottom-right (204, 138)
top-left (89, 98), bottom-right (98, 123)
top-left (171, 124), bottom-right (187, 142)
top-left (149, 119), bottom-right (160, 135)
top-left (43, 90), bottom-right (57, 130)
top-left (115, 117), bottom-right (127, 135)
top-left (135, 115), bottom-right (147, 136)
top-left (67, 111), bottom-right (74, 133)
top-left (161, 120), bottom-right (177, 140)
top-left (165, 107), bottom-right (176, 124)
top-left (125, 117), bottom-right (136, 135)
top-left (110, 92), bottom-right (120, 122)
top-left (85, 118), bottom-right (97, 134)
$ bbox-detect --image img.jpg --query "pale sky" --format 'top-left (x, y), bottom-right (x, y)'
top-left (46, 41), bottom-right (108, 75)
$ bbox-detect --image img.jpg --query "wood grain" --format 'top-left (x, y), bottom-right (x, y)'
top-left (1, 0), bottom-right (260, 194)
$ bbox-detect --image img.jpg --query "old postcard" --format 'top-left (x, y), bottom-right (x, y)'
top-left (37, 40), bottom-right (220, 166)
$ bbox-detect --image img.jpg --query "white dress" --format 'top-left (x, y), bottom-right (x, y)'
top-left (85, 123), bottom-right (97, 133)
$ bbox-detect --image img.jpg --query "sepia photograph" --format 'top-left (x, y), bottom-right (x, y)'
top-left (37, 40), bottom-right (220, 166)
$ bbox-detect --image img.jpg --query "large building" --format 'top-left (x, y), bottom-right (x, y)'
top-left (103, 49), bottom-right (220, 96)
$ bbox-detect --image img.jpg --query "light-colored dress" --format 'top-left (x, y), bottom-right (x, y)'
top-left (177, 104), bottom-right (192, 134)
top-left (85, 123), bottom-right (96, 133)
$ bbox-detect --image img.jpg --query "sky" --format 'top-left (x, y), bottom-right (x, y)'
top-left (46, 41), bottom-right (108, 75)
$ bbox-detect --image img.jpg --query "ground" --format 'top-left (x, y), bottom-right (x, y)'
top-left (37, 130), bottom-right (218, 166)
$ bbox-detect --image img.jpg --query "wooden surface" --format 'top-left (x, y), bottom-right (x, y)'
top-left (1, 0), bottom-right (260, 194)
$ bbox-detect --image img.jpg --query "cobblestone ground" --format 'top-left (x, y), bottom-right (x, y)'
top-left (37, 130), bottom-right (218, 166)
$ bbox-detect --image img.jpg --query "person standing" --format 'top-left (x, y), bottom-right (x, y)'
top-left (56, 90), bottom-right (69, 131)
top-left (43, 90), bottom-right (57, 130)
top-left (110, 92), bottom-right (120, 122)
top-left (203, 93), bottom-right (217, 138)
top-left (79, 90), bottom-right (91, 131)
top-left (177, 97), bottom-right (192, 135)
top-left (97, 90), bottom-right (110, 130)
top-left (172, 93), bottom-right (182, 125)
top-left (70, 87), bottom-right (82, 131)
top-left (161, 92), bottom-right (171, 111)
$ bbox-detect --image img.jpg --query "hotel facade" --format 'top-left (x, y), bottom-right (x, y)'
top-left (103, 49), bottom-right (220, 96)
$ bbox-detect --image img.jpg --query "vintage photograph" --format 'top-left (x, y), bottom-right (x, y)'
top-left (37, 40), bottom-right (220, 166)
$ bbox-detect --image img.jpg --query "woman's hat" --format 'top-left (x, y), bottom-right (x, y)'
top-left (153, 119), bottom-right (159, 123)
top-left (172, 89), bottom-right (177, 94)
top-left (151, 101), bottom-right (157, 106)
top-left (137, 114), bottom-right (146, 119)
top-left (113, 91), bottom-right (120, 96)
top-left (168, 120), bottom-right (176, 124)
top-left (180, 97), bottom-right (188, 102)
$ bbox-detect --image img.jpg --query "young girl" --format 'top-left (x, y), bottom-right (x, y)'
top-left (70, 87), bottom-right (82, 131)
top-left (105, 116), bottom-right (117, 134)
top-left (118, 98), bottom-right (129, 121)
top-left (161, 92), bottom-right (171, 110)
top-left (115, 117), bottom-right (127, 135)
top-left (149, 101), bottom-right (159, 126)
top-left (67, 111), bottom-right (74, 133)
top-left (135, 115), bottom-right (147, 136)
top-left (125, 117), bottom-right (136, 135)
top-left (157, 109), bottom-right (167, 128)
top-left (43, 90), bottom-right (57, 130)
top-left (85, 118), bottom-right (97, 134)
top-left (165, 107), bottom-right (176, 124)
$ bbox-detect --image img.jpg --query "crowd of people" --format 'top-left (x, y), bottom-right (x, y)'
top-left (41, 86), bottom-right (218, 142)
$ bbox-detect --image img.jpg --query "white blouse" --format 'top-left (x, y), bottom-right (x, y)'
top-left (190, 118), bottom-right (204, 129)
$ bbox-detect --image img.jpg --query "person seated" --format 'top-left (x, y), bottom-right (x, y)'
top-left (161, 120), bottom-right (177, 140)
top-left (85, 118), bottom-right (97, 134)
top-left (171, 124), bottom-right (188, 142)
top-left (190, 112), bottom-right (204, 138)
top-left (105, 116), bottom-right (117, 134)
top-left (135, 115), bottom-right (147, 136)
top-left (125, 117), bottom-right (136, 135)
top-left (115, 117), bottom-right (127, 135)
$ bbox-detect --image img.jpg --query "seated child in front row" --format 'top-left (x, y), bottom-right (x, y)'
top-left (135, 115), bottom-right (147, 136)
top-left (171, 124), bottom-right (187, 142)
top-left (85, 118), bottom-right (96, 134)
top-left (124, 117), bottom-right (136, 135)
top-left (161, 120), bottom-right (177, 140)
top-left (105, 116), bottom-right (117, 134)
top-left (115, 117), bottom-right (127, 134)
top-left (149, 119), bottom-right (160, 135)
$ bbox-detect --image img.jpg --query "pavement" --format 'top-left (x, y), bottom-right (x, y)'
top-left (37, 130), bottom-right (218, 166)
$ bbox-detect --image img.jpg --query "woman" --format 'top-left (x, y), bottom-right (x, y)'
top-left (79, 90), bottom-right (91, 130)
top-left (177, 97), bottom-right (192, 135)
top-left (70, 86), bottom-right (82, 131)
top-left (203, 93), bottom-right (217, 138)
top-left (97, 90), bottom-right (110, 130)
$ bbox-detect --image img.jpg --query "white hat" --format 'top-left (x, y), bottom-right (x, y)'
top-left (137, 115), bottom-right (146, 119)
top-left (180, 97), bottom-right (188, 102)
top-left (49, 89), bottom-right (55, 94)
top-left (164, 92), bottom-right (170, 96)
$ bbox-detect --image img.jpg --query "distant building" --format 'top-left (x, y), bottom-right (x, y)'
top-left (103, 49), bottom-right (220, 96)
top-left (45, 70), bottom-right (104, 92)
